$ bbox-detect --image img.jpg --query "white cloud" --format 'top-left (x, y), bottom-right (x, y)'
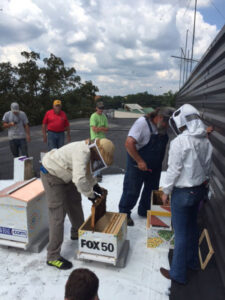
top-left (0, 0), bottom-right (220, 95)
top-left (157, 69), bottom-right (179, 80)
top-left (0, 44), bottom-right (31, 65)
top-left (176, 8), bottom-right (217, 58)
top-left (97, 76), bottom-right (115, 83)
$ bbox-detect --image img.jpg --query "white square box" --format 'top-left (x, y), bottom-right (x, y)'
top-left (77, 212), bottom-right (128, 266)
top-left (14, 156), bottom-right (34, 181)
top-left (0, 178), bottom-right (48, 252)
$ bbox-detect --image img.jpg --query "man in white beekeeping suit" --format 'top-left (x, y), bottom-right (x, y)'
top-left (159, 104), bottom-right (213, 285)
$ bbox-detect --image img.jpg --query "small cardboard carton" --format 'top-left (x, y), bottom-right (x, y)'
top-left (147, 189), bottom-right (174, 250)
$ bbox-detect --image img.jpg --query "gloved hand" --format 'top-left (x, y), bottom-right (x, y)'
top-left (93, 184), bottom-right (103, 195)
top-left (88, 192), bottom-right (99, 204)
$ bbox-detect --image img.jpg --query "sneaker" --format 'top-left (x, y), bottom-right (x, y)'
top-left (47, 257), bottom-right (73, 270)
top-left (127, 216), bottom-right (134, 226)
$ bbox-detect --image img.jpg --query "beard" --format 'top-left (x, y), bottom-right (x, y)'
top-left (156, 121), bottom-right (167, 134)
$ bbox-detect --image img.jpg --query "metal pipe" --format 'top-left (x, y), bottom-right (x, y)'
top-left (183, 30), bottom-right (189, 85)
top-left (179, 48), bottom-right (183, 89)
top-left (190, 0), bottom-right (197, 72)
top-left (186, 49), bottom-right (190, 80)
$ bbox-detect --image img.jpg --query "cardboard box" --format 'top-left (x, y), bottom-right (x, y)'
top-left (14, 156), bottom-right (34, 181)
top-left (147, 189), bottom-right (174, 250)
top-left (78, 212), bottom-right (127, 265)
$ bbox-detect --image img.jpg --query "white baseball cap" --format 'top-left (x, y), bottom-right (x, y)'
top-left (11, 102), bottom-right (20, 112)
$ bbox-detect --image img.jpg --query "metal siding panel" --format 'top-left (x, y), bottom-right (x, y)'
top-left (176, 24), bottom-right (225, 288)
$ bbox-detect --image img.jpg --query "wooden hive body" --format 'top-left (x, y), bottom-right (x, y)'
top-left (78, 211), bottom-right (127, 265)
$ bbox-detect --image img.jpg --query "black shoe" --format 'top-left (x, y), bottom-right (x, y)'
top-left (127, 216), bottom-right (134, 226)
top-left (47, 257), bottom-right (73, 270)
top-left (71, 236), bottom-right (78, 241)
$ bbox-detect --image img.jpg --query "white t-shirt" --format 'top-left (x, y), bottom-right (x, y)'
top-left (128, 116), bottom-right (158, 150)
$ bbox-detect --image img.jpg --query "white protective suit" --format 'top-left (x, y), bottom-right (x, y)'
top-left (162, 104), bottom-right (213, 195)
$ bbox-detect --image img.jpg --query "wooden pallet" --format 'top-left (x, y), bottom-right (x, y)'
top-left (91, 189), bottom-right (108, 230)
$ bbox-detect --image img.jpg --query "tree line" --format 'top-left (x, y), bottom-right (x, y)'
top-left (100, 90), bottom-right (176, 110)
top-left (0, 51), bottom-right (176, 128)
top-left (0, 51), bottom-right (98, 126)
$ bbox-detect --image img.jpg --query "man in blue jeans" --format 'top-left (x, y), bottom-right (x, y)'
top-left (2, 102), bottom-right (30, 157)
top-left (160, 104), bottom-right (213, 284)
top-left (42, 100), bottom-right (71, 150)
top-left (119, 107), bottom-right (174, 226)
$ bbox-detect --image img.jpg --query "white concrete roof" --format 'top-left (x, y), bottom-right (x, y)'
top-left (0, 174), bottom-right (171, 300)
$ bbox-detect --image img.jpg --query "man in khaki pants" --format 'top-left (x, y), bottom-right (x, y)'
top-left (41, 138), bottom-right (115, 270)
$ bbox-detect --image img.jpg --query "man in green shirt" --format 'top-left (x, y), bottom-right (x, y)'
top-left (90, 101), bottom-right (108, 140)
top-left (90, 101), bottom-right (108, 181)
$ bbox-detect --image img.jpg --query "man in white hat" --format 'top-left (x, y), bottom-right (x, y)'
top-left (2, 102), bottom-right (30, 157)
top-left (40, 138), bottom-right (115, 270)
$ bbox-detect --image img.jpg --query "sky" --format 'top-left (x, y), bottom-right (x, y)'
top-left (0, 0), bottom-right (224, 96)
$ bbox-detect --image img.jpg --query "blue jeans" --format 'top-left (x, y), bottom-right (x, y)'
top-left (170, 185), bottom-right (205, 284)
top-left (47, 131), bottom-right (65, 151)
top-left (119, 154), bottom-right (153, 216)
top-left (9, 138), bottom-right (28, 157)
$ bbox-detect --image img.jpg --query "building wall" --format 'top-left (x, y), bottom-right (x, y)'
top-left (176, 25), bottom-right (225, 287)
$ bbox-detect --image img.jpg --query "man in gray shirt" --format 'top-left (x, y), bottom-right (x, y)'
top-left (2, 102), bottom-right (31, 157)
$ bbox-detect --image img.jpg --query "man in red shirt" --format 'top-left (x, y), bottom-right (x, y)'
top-left (42, 100), bottom-right (71, 150)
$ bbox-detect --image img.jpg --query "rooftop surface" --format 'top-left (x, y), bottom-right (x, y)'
top-left (0, 118), bottom-right (224, 299)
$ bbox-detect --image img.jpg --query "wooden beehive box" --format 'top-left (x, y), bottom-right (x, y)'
top-left (78, 211), bottom-right (127, 265)
top-left (147, 189), bottom-right (174, 250)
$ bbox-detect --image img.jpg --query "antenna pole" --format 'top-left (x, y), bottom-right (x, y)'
top-left (190, 0), bottom-right (197, 72)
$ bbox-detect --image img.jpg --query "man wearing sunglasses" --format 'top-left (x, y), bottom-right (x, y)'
top-left (40, 138), bottom-right (115, 270)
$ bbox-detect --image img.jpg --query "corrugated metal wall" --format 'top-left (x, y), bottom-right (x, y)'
top-left (176, 25), bottom-right (225, 287)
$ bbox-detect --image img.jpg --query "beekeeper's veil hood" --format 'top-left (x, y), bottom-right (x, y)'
top-left (169, 104), bottom-right (206, 136)
top-left (88, 138), bottom-right (115, 174)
